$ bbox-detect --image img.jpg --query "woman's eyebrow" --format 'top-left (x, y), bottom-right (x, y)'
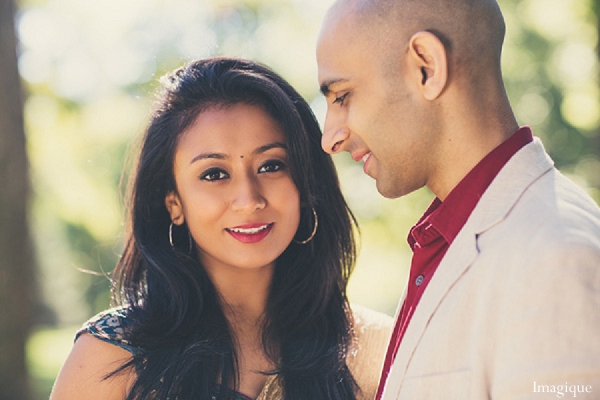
top-left (252, 142), bottom-right (287, 155)
top-left (189, 152), bottom-right (228, 164)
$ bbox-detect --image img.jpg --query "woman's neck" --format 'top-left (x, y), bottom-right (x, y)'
top-left (206, 264), bottom-right (275, 398)
top-left (206, 264), bottom-right (274, 327)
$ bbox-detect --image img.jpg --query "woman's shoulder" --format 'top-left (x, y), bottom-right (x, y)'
top-left (350, 303), bottom-right (393, 339)
top-left (348, 304), bottom-right (393, 400)
top-left (76, 306), bottom-right (138, 354)
top-left (349, 303), bottom-right (393, 361)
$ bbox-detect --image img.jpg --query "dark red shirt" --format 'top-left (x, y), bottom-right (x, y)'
top-left (375, 127), bottom-right (534, 400)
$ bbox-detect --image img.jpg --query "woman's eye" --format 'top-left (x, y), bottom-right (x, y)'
top-left (333, 93), bottom-right (348, 106)
top-left (200, 168), bottom-right (229, 181)
top-left (258, 160), bottom-right (286, 174)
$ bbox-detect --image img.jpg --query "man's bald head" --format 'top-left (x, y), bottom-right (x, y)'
top-left (322, 0), bottom-right (506, 82)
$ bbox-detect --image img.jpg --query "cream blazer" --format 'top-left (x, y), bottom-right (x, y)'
top-left (382, 138), bottom-right (600, 399)
top-left (258, 305), bottom-right (392, 400)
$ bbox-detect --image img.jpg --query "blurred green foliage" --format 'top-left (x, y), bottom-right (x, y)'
top-left (501, 0), bottom-right (599, 191)
top-left (26, 326), bottom-right (76, 399)
top-left (15, 0), bottom-right (599, 398)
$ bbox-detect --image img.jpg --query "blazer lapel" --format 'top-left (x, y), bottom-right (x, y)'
top-left (472, 138), bottom-right (554, 235)
top-left (384, 138), bottom-right (555, 397)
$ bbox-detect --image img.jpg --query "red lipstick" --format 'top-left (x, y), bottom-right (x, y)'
top-left (226, 223), bottom-right (273, 244)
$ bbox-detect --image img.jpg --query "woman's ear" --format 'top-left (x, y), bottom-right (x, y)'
top-left (165, 191), bottom-right (184, 225)
top-left (408, 31), bottom-right (448, 101)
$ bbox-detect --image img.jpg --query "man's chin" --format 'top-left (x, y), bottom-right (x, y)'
top-left (375, 177), bottom-right (413, 199)
top-left (375, 179), bottom-right (398, 199)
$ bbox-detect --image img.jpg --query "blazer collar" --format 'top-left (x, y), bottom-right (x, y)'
top-left (391, 137), bottom-right (555, 383)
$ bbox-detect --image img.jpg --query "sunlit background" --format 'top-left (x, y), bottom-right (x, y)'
top-left (1, 0), bottom-right (599, 398)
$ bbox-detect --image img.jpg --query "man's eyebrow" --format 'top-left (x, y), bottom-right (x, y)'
top-left (252, 142), bottom-right (287, 155)
top-left (190, 152), bottom-right (227, 164)
top-left (320, 78), bottom-right (349, 96)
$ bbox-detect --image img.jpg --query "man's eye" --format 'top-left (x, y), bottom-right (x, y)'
top-left (258, 160), bottom-right (286, 173)
top-left (333, 93), bottom-right (348, 106)
top-left (200, 168), bottom-right (229, 181)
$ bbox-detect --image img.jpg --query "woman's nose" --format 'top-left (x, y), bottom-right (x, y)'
top-left (231, 176), bottom-right (266, 213)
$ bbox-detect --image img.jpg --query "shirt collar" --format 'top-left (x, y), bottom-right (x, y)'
top-left (409, 126), bottom-right (534, 248)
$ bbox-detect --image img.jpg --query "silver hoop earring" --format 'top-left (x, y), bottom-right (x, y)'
top-left (169, 222), bottom-right (175, 248)
top-left (169, 222), bottom-right (193, 253)
top-left (294, 207), bottom-right (318, 245)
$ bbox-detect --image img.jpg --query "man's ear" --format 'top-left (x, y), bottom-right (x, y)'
top-left (165, 191), bottom-right (184, 225)
top-left (408, 31), bottom-right (448, 101)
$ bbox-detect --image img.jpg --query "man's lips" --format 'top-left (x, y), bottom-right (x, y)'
top-left (226, 223), bottom-right (273, 243)
top-left (352, 151), bottom-right (371, 163)
top-left (351, 151), bottom-right (372, 174)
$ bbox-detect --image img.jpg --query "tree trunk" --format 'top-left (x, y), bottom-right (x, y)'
top-left (0, 0), bottom-right (34, 399)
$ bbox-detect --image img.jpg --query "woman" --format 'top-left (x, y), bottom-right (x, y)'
top-left (50, 57), bottom-right (391, 400)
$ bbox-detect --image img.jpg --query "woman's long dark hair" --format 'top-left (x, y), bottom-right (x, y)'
top-left (111, 57), bottom-right (359, 399)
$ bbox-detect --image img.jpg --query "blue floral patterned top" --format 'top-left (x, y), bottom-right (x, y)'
top-left (77, 307), bottom-right (254, 400)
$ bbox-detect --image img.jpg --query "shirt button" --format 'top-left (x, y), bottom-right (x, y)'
top-left (415, 275), bottom-right (425, 286)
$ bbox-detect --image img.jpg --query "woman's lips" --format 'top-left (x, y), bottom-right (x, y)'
top-left (226, 223), bottom-right (274, 243)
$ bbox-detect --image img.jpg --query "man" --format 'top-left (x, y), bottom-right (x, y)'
top-left (317, 0), bottom-right (600, 398)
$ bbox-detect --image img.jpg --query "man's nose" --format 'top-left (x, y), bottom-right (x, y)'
top-left (231, 175), bottom-right (266, 213)
top-left (321, 111), bottom-right (349, 155)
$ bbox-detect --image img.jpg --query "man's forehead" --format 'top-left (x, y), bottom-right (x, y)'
top-left (317, 5), bottom-right (364, 56)
top-left (318, 3), bottom-right (350, 42)
top-left (316, 22), bottom-right (353, 84)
